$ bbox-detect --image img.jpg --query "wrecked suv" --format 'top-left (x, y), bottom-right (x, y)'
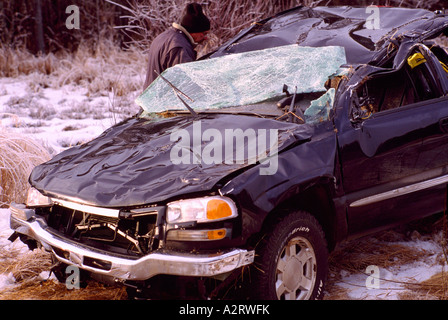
top-left (9, 6), bottom-right (448, 300)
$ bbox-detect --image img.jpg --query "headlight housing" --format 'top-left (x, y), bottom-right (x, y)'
top-left (26, 187), bottom-right (53, 207)
top-left (167, 196), bottom-right (237, 224)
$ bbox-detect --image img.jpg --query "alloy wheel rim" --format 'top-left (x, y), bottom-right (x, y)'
top-left (275, 236), bottom-right (317, 300)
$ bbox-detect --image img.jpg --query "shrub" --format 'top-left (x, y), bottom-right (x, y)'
top-left (0, 129), bottom-right (51, 207)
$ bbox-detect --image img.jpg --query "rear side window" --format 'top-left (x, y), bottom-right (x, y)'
top-left (351, 46), bottom-right (445, 122)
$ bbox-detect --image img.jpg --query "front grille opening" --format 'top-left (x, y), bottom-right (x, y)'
top-left (83, 256), bottom-right (112, 271)
top-left (53, 246), bottom-right (70, 260)
top-left (44, 205), bottom-right (159, 257)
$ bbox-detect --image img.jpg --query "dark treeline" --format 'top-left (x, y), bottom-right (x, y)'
top-left (0, 0), bottom-right (444, 55)
top-left (0, 0), bottom-right (128, 54)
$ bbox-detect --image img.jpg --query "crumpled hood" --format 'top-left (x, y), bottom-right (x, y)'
top-left (29, 114), bottom-right (312, 208)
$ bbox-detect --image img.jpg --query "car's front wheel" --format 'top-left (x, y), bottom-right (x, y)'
top-left (252, 210), bottom-right (328, 300)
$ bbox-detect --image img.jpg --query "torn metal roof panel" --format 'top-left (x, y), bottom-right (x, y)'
top-left (210, 6), bottom-right (444, 65)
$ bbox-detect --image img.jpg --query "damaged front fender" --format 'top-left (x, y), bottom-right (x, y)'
top-left (220, 122), bottom-right (339, 238)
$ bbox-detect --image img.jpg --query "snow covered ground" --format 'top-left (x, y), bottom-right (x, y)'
top-left (0, 75), bottom-right (447, 300)
top-left (326, 224), bottom-right (447, 300)
top-left (0, 76), bottom-right (140, 156)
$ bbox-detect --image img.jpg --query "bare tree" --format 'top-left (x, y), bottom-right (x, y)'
top-left (0, 0), bottom-right (443, 55)
top-left (34, 0), bottom-right (45, 53)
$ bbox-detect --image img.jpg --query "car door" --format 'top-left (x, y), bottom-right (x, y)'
top-left (338, 44), bottom-right (448, 238)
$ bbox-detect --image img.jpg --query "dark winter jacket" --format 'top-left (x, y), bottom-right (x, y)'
top-left (143, 24), bottom-right (197, 89)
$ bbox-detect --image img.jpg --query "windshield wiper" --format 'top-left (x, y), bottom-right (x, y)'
top-left (155, 70), bottom-right (197, 117)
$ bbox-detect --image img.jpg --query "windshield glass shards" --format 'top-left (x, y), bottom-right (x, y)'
top-left (136, 44), bottom-right (346, 123)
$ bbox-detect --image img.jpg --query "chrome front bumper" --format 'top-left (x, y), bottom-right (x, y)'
top-left (10, 212), bottom-right (255, 281)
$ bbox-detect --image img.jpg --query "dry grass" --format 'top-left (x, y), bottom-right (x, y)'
top-left (0, 129), bottom-right (51, 207)
top-left (325, 214), bottom-right (448, 300)
top-left (325, 239), bottom-right (430, 299)
top-left (403, 271), bottom-right (448, 300)
top-left (0, 40), bottom-right (147, 97)
top-left (399, 214), bottom-right (448, 300)
top-left (328, 232), bottom-right (434, 275)
top-left (0, 247), bottom-right (52, 282)
top-left (0, 245), bottom-right (127, 300)
top-left (0, 278), bottom-right (127, 300)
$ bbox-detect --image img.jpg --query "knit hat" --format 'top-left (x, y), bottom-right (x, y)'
top-left (180, 3), bottom-right (210, 33)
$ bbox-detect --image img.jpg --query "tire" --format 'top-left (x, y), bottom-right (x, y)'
top-left (251, 210), bottom-right (328, 300)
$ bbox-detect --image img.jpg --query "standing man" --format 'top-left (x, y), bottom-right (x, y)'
top-left (143, 3), bottom-right (211, 89)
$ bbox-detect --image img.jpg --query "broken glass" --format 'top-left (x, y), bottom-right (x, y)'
top-left (136, 44), bottom-right (347, 115)
top-left (304, 88), bottom-right (335, 124)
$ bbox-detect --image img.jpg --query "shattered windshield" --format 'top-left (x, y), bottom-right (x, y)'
top-left (136, 44), bottom-right (347, 124)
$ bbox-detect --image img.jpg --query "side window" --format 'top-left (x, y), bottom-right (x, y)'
top-left (428, 33), bottom-right (448, 76)
top-left (430, 45), bottom-right (448, 74)
top-left (351, 47), bottom-right (443, 122)
top-left (406, 51), bottom-right (440, 101)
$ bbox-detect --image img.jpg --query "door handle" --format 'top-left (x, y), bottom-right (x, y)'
top-left (439, 117), bottom-right (448, 133)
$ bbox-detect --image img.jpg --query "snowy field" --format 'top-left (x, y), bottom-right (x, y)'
top-left (0, 75), bottom-right (447, 300)
top-left (0, 75), bottom-right (141, 155)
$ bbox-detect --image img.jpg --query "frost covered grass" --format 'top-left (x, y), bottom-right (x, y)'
top-left (0, 42), bottom-right (142, 156)
top-left (0, 41), bottom-right (146, 98)
top-left (0, 129), bottom-right (51, 207)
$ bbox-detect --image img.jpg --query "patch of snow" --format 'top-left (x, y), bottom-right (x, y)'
top-left (0, 272), bottom-right (16, 290)
top-left (0, 209), bottom-right (27, 255)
